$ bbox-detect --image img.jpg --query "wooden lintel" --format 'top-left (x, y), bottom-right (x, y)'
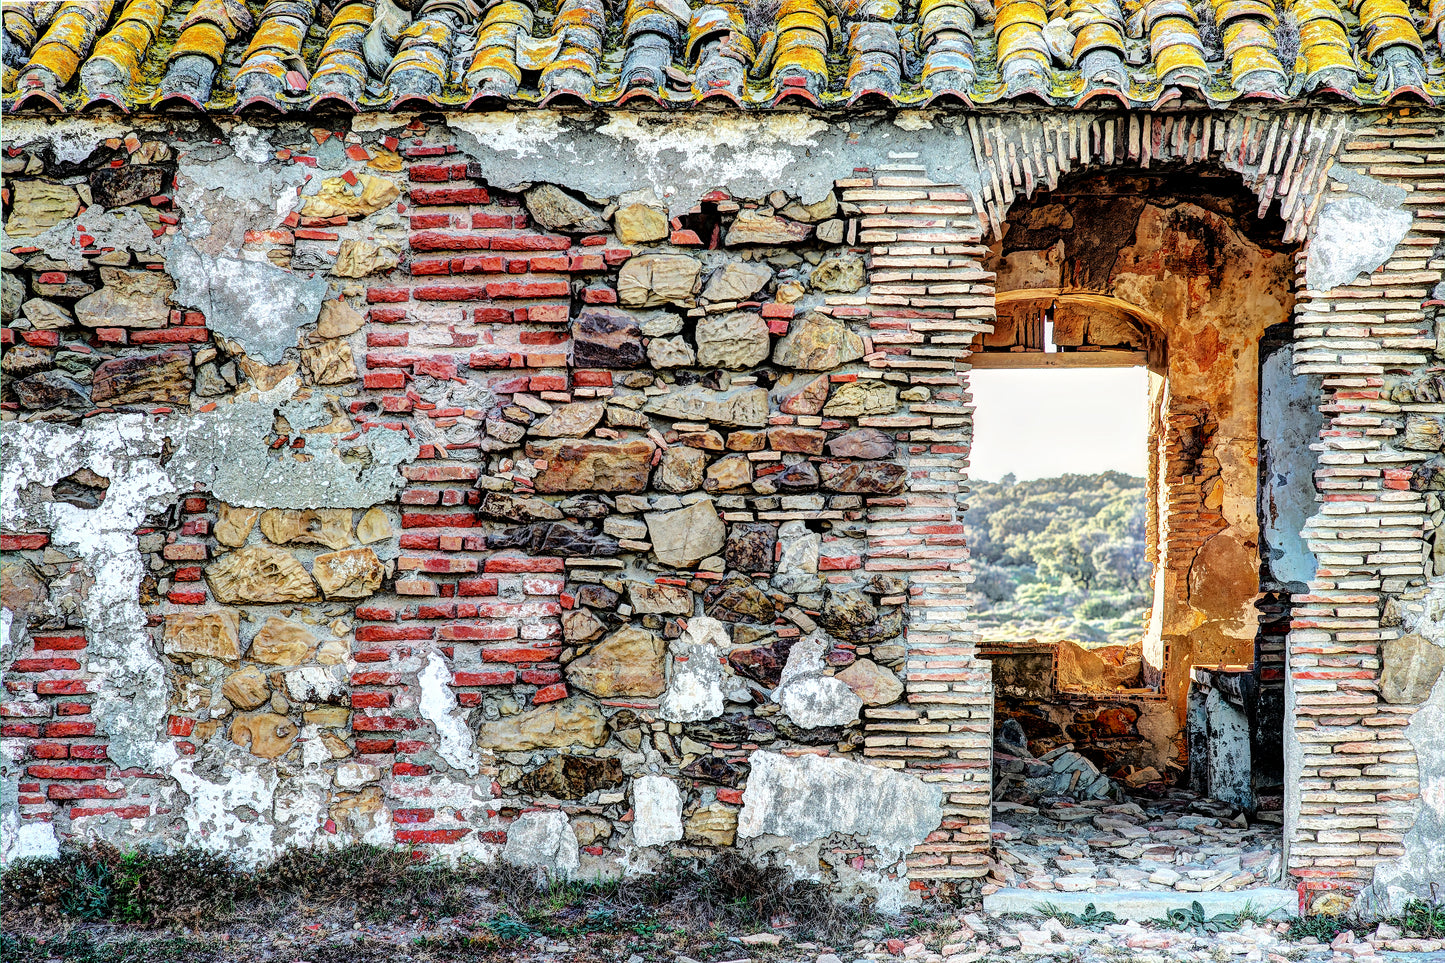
top-left (966, 350), bottom-right (1149, 369)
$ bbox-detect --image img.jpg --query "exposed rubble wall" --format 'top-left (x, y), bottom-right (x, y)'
top-left (0, 108), bottom-right (1442, 908)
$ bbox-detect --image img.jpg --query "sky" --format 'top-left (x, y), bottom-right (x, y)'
top-left (968, 367), bottom-right (1150, 481)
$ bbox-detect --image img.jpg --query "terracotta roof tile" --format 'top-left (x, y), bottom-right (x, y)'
top-left (3, 0), bottom-right (1441, 112)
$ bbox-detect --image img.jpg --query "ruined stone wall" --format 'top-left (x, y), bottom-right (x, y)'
top-left (1, 108), bottom-right (1443, 909)
top-left (0, 112), bottom-right (993, 908)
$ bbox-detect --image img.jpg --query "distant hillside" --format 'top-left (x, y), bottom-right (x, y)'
top-left (963, 472), bottom-right (1151, 645)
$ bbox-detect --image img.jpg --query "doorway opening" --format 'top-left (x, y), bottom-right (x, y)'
top-left (971, 169), bottom-right (1299, 898)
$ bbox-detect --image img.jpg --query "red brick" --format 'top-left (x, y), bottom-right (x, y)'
top-left (355, 738), bottom-right (396, 754)
top-left (44, 721), bottom-right (98, 737)
top-left (411, 230), bottom-right (490, 252)
top-left (391, 762), bottom-right (432, 776)
top-left (28, 764), bottom-right (107, 780)
top-left (48, 784), bottom-right (124, 800)
top-left (484, 557), bottom-right (564, 573)
top-left (168, 716), bottom-right (195, 736)
top-left (410, 187), bottom-right (490, 206)
top-left (395, 828), bottom-right (470, 844)
top-left (352, 671), bottom-right (402, 685)
top-left (367, 286), bottom-right (410, 303)
top-left (717, 788), bottom-right (744, 804)
top-left (480, 646), bottom-right (560, 663)
top-left (355, 605), bottom-right (397, 621)
top-left (532, 683), bottom-right (568, 704)
top-left (458, 578), bottom-right (499, 596)
top-left (408, 164), bottom-right (453, 182)
top-left (12, 658), bottom-right (82, 672)
top-left (364, 371), bottom-right (406, 389)
top-left (487, 280), bottom-right (570, 299)
top-left (453, 670), bottom-right (518, 686)
top-left (400, 511), bottom-right (476, 528)
top-left (488, 233), bottom-right (571, 252)
top-left (31, 743), bottom-right (69, 759)
top-left (1, 534), bottom-right (49, 550)
top-left (439, 623), bottom-right (517, 641)
top-left (32, 635), bottom-right (85, 651)
top-left (356, 625), bottom-right (435, 642)
top-left (392, 808), bottom-right (435, 823)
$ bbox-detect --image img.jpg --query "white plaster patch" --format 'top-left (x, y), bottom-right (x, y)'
top-left (1306, 196), bottom-right (1413, 292)
top-left (773, 634), bottom-right (862, 729)
top-left (632, 775), bottom-right (684, 847)
top-left (658, 616), bottom-right (728, 723)
top-left (595, 114), bottom-right (830, 201)
top-left (503, 810), bottom-right (581, 877)
top-left (447, 111), bottom-right (571, 159)
top-left (2, 116), bottom-right (135, 164)
top-left (172, 754), bottom-right (279, 867)
top-left (418, 649), bottom-right (483, 777)
top-left (2, 805), bottom-right (60, 865)
top-left (737, 750), bottom-right (944, 910)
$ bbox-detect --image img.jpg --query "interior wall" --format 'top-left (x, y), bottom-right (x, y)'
top-left (984, 170), bottom-right (1298, 768)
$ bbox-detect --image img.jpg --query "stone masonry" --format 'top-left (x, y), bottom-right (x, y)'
top-left (1, 107), bottom-right (1443, 914)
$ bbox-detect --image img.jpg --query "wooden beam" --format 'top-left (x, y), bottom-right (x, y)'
top-left (967, 350), bottom-right (1148, 369)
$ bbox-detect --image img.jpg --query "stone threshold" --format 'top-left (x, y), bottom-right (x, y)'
top-left (982, 887), bottom-right (1299, 920)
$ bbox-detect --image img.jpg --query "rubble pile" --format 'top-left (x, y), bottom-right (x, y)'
top-left (987, 790), bottom-right (1283, 895)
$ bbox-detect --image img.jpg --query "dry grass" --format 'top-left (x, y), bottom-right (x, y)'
top-left (2, 845), bottom-right (898, 963)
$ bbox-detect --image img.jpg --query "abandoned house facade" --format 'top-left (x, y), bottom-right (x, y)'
top-left (2, 0), bottom-right (1445, 917)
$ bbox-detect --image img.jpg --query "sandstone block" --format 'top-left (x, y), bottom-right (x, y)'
top-left (222, 666), bottom-right (271, 710)
top-left (312, 547), bottom-right (385, 599)
top-left (207, 546), bottom-right (319, 604)
top-left (835, 658), bottom-right (904, 706)
top-left (645, 497), bottom-right (726, 567)
top-left (527, 439), bottom-right (656, 493)
top-left (6, 181), bottom-right (80, 237)
top-left (301, 338), bottom-right (358, 385)
top-left (810, 252), bottom-right (866, 293)
top-left (826, 428), bottom-right (895, 459)
top-left (628, 581), bottom-right (694, 615)
top-left (248, 617), bottom-right (318, 665)
top-left (772, 315), bottom-right (865, 370)
top-left (356, 507), bottom-right (393, 544)
top-left (566, 625), bottom-right (666, 698)
top-left (684, 803), bottom-right (738, 846)
top-left (617, 255), bottom-right (701, 307)
top-left (1381, 634), bottom-right (1445, 704)
top-left (572, 307), bottom-right (645, 368)
top-left (260, 509), bottom-right (355, 550)
top-left (646, 335), bottom-right (695, 368)
top-left (725, 211), bottom-right (812, 246)
top-left (823, 380), bottom-right (898, 417)
top-left (230, 711), bottom-right (299, 759)
top-left (215, 504), bottom-right (260, 548)
top-left (614, 202), bottom-right (669, 244)
top-left (164, 611), bottom-right (242, 661)
top-left (819, 460), bottom-right (907, 494)
top-left (518, 755), bottom-right (625, 799)
top-left (317, 299), bottom-right (365, 338)
top-left (91, 350), bottom-right (191, 406)
top-left (530, 400), bottom-right (606, 438)
top-left (477, 695), bottom-right (608, 751)
top-left (525, 184), bottom-right (609, 234)
top-left (644, 385), bottom-right (769, 428)
top-left (300, 174), bottom-right (399, 218)
top-left (702, 262), bottom-right (772, 302)
top-left (331, 240), bottom-right (400, 278)
top-left (695, 311), bottom-right (771, 369)
top-left (655, 445), bottom-right (706, 493)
